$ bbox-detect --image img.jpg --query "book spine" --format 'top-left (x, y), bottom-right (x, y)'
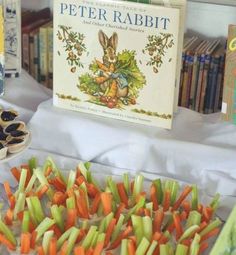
top-left (180, 53), bottom-right (190, 107)
top-left (214, 54), bottom-right (225, 112)
top-left (186, 54), bottom-right (194, 108)
top-left (29, 33), bottom-right (35, 77)
top-left (178, 51), bottom-right (187, 106)
top-left (33, 33), bottom-right (40, 82)
top-left (47, 26), bottom-right (53, 89)
top-left (194, 54), bottom-right (205, 112)
top-left (22, 33), bottom-right (30, 72)
top-left (39, 26), bottom-right (48, 87)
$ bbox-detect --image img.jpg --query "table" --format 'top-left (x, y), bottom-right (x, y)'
top-left (1, 70), bottom-right (236, 220)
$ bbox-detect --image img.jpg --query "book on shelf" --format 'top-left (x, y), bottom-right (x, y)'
top-left (222, 24), bottom-right (236, 124)
top-left (2, 0), bottom-right (21, 77)
top-left (0, 4), bottom-right (4, 95)
top-left (53, 0), bottom-right (182, 129)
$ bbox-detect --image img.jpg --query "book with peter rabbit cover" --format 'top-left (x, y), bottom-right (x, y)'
top-left (53, 0), bottom-right (180, 129)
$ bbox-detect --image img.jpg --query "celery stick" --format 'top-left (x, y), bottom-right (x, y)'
top-left (104, 212), bottom-right (114, 229)
top-left (57, 227), bottom-right (74, 250)
top-left (66, 196), bottom-right (76, 210)
top-left (82, 226), bottom-right (98, 249)
top-left (111, 214), bottom-right (125, 243)
top-left (132, 215), bottom-right (143, 245)
top-left (107, 176), bottom-right (120, 203)
top-left (210, 193), bottom-right (220, 212)
top-left (160, 244), bottom-right (170, 255)
top-left (123, 173), bottom-right (130, 196)
top-left (0, 219), bottom-right (17, 245)
top-left (51, 205), bottom-right (64, 232)
top-left (178, 225), bottom-right (199, 243)
top-left (42, 230), bottom-right (54, 255)
top-left (186, 211), bottom-right (201, 228)
top-left (78, 162), bottom-right (88, 180)
top-left (146, 240), bottom-right (158, 255)
top-left (67, 170), bottom-right (76, 190)
top-left (97, 233), bottom-right (105, 243)
top-left (18, 168), bottom-right (27, 193)
top-left (79, 183), bottom-right (89, 210)
top-left (35, 217), bottom-right (55, 241)
top-left (28, 157), bottom-right (38, 174)
top-left (34, 168), bottom-right (53, 199)
top-left (81, 219), bottom-right (89, 230)
top-left (125, 197), bottom-right (145, 222)
top-left (66, 227), bottom-right (80, 255)
top-left (91, 231), bottom-right (99, 248)
top-left (175, 244), bottom-right (188, 255)
top-left (22, 211), bottom-right (30, 233)
top-left (121, 239), bottom-right (128, 255)
top-left (133, 175), bottom-right (144, 198)
top-left (98, 217), bottom-right (106, 233)
top-left (25, 174), bottom-right (37, 193)
top-left (170, 181), bottom-right (179, 206)
top-left (46, 156), bottom-right (66, 184)
top-left (191, 185), bottom-right (198, 210)
top-left (190, 234), bottom-right (200, 255)
top-left (143, 216), bottom-right (152, 241)
top-left (199, 218), bottom-right (222, 237)
top-left (84, 162), bottom-right (91, 171)
top-left (136, 237), bottom-right (150, 255)
top-left (26, 197), bottom-right (37, 225)
top-left (146, 202), bottom-right (153, 217)
top-left (153, 179), bottom-right (163, 204)
top-left (30, 196), bottom-right (45, 224)
top-left (14, 192), bottom-right (25, 220)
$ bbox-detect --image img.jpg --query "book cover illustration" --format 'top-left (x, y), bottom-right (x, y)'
top-left (3, 0), bottom-right (21, 77)
top-left (0, 4), bottom-right (4, 95)
top-left (222, 24), bottom-right (236, 124)
top-left (54, 0), bottom-right (180, 129)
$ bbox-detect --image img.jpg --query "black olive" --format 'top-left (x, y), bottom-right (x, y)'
top-left (5, 123), bottom-right (21, 133)
top-left (0, 125), bottom-right (3, 132)
top-left (7, 138), bottom-right (24, 145)
top-left (0, 132), bottom-right (8, 141)
top-left (1, 111), bottom-right (18, 121)
top-left (0, 143), bottom-right (4, 149)
top-left (10, 130), bottom-right (26, 137)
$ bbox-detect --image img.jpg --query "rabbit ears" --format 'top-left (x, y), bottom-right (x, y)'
top-left (98, 30), bottom-right (118, 51)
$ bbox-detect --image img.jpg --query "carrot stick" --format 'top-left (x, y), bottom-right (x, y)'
top-left (74, 246), bottom-right (85, 255)
top-left (144, 208), bottom-right (151, 217)
top-left (173, 212), bottom-right (183, 240)
top-left (199, 242), bottom-right (209, 254)
top-left (45, 166), bottom-right (52, 177)
top-left (76, 176), bottom-right (86, 186)
top-left (117, 183), bottom-right (129, 208)
top-left (152, 232), bottom-right (162, 242)
top-left (86, 248), bottom-right (94, 255)
top-left (4, 209), bottom-right (13, 225)
top-left (101, 192), bottom-right (113, 216)
top-left (108, 226), bottom-right (132, 250)
top-left (49, 237), bottom-right (57, 255)
top-left (150, 184), bottom-right (159, 211)
top-left (3, 181), bottom-right (12, 199)
top-left (115, 203), bottom-right (125, 221)
top-left (76, 189), bottom-right (89, 219)
top-left (37, 185), bottom-right (49, 199)
top-left (31, 231), bottom-right (37, 249)
top-left (86, 183), bottom-right (99, 198)
top-left (65, 208), bottom-right (77, 230)
top-left (20, 232), bottom-right (31, 254)
top-left (163, 190), bottom-right (171, 212)
top-left (172, 186), bottom-right (192, 211)
top-left (90, 193), bottom-right (101, 215)
top-left (0, 233), bottom-right (16, 250)
top-left (51, 177), bottom-right (66, 191)
top-left (37, 246), bottom-right (45, 255)
top-left (59, 241), bottom-right (68, 255)
top-left (21, 165), bottom-right (31, 187)
top-left (200, 227), bottom-right (220, 242)
top-left (9, 195), bottom-right (16, 209)
top-left (93, 241), bottom-right (104, 255)
top-left (127, 239), bottom-right (136, 255)
top-left (10, 167), bottom-right (21, 182)
top-left (181, 239), bottom-right (191, 246)
top-left (197, 222), bottom-right (208, 234)
top-left (52, 192), bottom-right (67, 205)
top-left (181, 200), bottom-right (191, 216)
top-left (202, 206), bottom-right (213, 222)
top-left (153, 210), bottom-right (164, 232)
top-left (106, 252), bottom-right (113, 255)
top-left (49, 225), bottom-right (62, 239)
top-left (76, 229), bottom-right (86, 243)
top-left (104, 218), bottom-right (117, 248)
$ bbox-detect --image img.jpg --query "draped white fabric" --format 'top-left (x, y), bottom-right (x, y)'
top-left (0, 70), bottom-right (236, 221)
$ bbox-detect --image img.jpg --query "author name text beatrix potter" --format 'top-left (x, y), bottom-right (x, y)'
top-left (60, 3), bottom-right (171, 30)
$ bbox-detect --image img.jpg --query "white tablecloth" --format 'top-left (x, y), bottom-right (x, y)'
top-left (1, 70), bottom-right (236, 220)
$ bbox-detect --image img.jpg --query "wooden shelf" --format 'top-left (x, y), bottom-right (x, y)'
top-left (189, 0), bottom-right (236, 7)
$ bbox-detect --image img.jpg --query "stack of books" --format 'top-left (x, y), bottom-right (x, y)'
top-left (21, 7), bottom-right (53, 89)
top-left (178, 36), bottom-right (226, 114)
